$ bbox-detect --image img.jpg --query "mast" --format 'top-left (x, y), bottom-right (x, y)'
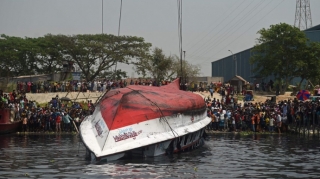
top-left (178, 0), bottom-right (183, 90)
top-left (114, 0), bottom-right (123, 78)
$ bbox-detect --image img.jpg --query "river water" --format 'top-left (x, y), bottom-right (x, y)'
top-left (1, 133), bottom-right (320, 179)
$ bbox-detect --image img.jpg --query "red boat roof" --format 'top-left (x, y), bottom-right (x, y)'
top-left (99, 79), bottom-right (206, 130)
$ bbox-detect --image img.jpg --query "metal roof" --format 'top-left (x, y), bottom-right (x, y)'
top-left (230, 75), bottom-right (247, 83)
top-left (304, 24), bottom-right (320, 32)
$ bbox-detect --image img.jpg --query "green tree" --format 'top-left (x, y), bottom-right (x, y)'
top-left (0, 35), bottom-right (38, 77)
top-left (60, 34), bottom-right (151, 81)
top-left (170, 55), bottom-right (201, 83)
top-left (301, 42), bottom-right (320, 87)
top-left (250, 23), bottom-right (311, 93)
top-left (0, 35), bottom-right (20, 77)
top-left (133, 47), bottom-right (173, 84)
top-left (133, 49), bottom-right (201, 85)
top-left (34, 34), bottom-right (64, 75)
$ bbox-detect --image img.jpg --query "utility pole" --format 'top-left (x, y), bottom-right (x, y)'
top-left (183, 50), bottom-right (186, 85)
top-left (228, 50), bottom-right (237, 76)
top-left (294, 0), bottom-right (312, 30)
top-left (100, 0), bottom-right (104, 65)
top-left (102, 0), bottom-right (103, 34)
top-left (114, 0), bottom-right (123, 79)
top-left (178, 0), bottom-right (183, 89)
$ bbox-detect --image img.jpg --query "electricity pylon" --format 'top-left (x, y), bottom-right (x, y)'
top-left (294, 0), bottom-right (312, 30)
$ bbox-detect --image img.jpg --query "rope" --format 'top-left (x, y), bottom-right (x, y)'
top-left (126, 86), bottom-right (179, 137)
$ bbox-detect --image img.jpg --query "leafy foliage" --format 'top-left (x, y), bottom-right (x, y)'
top-left (250, 23), bottom-right (320, 92)
top-left (133, 48), bottom-right (201, 84)
top-left (60, 34), bottom-right (151, 81)
top-left (0, 35), bottom-right (38, 76)
top-left (0, 34), bottom-right (151, 81)
top-left (133, 47), bottom-right (173, 84)
top-left (170, 55), bottom-right (201, 83)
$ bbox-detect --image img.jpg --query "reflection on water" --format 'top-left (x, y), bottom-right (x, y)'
top-left (1, 133), bottom-right (320, 178)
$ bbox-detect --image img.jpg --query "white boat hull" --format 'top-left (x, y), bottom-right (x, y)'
top-left (80, 107), bottom-right (210, 161)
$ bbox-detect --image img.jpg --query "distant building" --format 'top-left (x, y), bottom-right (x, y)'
top-left (211, 24), bottom-right (320, 84)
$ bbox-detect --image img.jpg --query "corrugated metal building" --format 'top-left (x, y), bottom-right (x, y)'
top-left (211, 24), bottom-right (320, 84)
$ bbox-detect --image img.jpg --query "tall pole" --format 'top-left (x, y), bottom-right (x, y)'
top-left (183, 51), bottom-right (186, 84)
top-left (178, 0), bottom-right (183, 89)
top-left (100, 0), bottom-right (104, 65)
top-left (114, 0), bottom-right (123, 79)
top-left (228, 50), bottom-right (237, 76)
top-left (118, 0), bottom-right (123, 37)
top-left (102, 0), bottom-right (103, 34)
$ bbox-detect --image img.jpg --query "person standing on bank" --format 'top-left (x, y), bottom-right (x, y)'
top-left (56, 112), bottom-right (62, 133)
top-left (269, 114), bottom-right (275, 132)
top-left (22, 114), bottom-right (28, 132)
top-left (277, 112), bottom-right (282, 134)
top-left (62, 112), bottom-right (73, 132)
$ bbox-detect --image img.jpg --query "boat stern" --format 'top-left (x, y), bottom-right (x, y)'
top-left (80, 106), bottom-right (110, 159)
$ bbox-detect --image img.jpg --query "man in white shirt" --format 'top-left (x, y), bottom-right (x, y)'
top-left (97, 81), bottom-right (101, 91)
top-left (77, 81), bottom-right (81, 92)
top-left (277, 113), bottom-right (282, 134)
top-left (221, 109), bottom-right (227, 131)
top-left (269, 115), bottom-right (275, 132)
top-left (215, 112), bottom-right (220, 131)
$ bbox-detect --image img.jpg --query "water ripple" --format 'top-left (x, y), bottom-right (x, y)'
top-left (1, 133), bottom-right (320, 178)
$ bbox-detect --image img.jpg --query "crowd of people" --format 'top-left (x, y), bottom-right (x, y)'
top-left (1, 78), bottom-right (172, 133)
top-left (5, 79), bottom-right (320, 135)
top-left (205, 85), bottom-right (320, 134)
top-left (14, 79), bottom-right (172, 94)
top-left (0, 89), bottom-right (94, 133)
top-left (15, 80), bottom-right (125, 93)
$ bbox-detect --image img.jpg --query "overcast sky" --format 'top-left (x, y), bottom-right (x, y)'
top-left (1, 0), bottom-right (319, 77)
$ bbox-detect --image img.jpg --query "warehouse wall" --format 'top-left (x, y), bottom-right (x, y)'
top-left (211, 48), bottom-right (256, 84)
top-left (212, 25), bottom-right (320, 84)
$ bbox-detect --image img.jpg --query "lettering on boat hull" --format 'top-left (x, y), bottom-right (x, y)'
top-left (113, 130), bottom-right (142, 142)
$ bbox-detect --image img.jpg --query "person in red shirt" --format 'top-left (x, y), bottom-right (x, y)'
top-left (56, 113), bottom-right (62, 133)
top-left (251, 114), bottom-right (256, 132)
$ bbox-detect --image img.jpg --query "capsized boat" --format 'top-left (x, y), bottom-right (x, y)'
top-left (80, 79), bottom-right (211, 162)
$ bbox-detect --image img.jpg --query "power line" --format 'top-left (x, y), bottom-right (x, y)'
top-left (193, 0), bottom-right (269, 59)
top-left (186, 0), bottom-right (258, 55)
top-left (189, 0), bottom-right (265, 58)
top-left (187, 0), bottom-right (260, 57)
top-left (197, 0), bottom-right (285, 65)
top-left (184, 0), bottom-right (245, 51)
